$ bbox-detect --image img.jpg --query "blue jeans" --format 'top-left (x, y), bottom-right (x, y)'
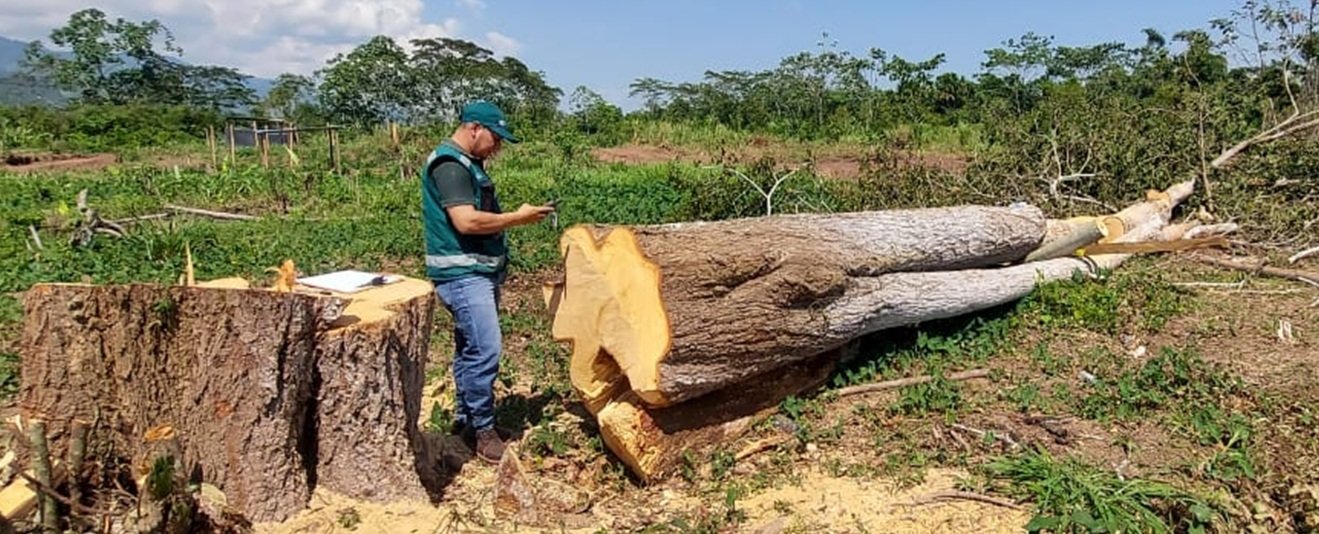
top-left (434, 274), bottom-right (502, 431)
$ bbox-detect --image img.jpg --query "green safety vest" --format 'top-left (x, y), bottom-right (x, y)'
top-left (420, 141), bottom-right (508, 281)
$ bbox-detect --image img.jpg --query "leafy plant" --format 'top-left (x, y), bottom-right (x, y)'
top-left (987, 450), bottom-right (1219, 534)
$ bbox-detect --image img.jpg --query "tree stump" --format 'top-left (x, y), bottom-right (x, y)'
top-left (18, 275), bottom-right (437, 523)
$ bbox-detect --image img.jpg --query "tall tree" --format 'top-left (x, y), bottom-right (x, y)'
top-left (261, 73), bottom-right (318, 121)
top-left (23, 8), bottom-right (183, 104)
top-left (317, 36), bottom-right (415, 125)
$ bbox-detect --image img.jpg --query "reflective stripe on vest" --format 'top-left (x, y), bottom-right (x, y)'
top-left (425, 253), bottom-right (505, 269)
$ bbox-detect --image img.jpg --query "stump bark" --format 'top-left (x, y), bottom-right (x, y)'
top-left (18, 276), bottom-right (436, 523)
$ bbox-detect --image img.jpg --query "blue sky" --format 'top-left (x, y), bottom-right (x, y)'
top-left (430, 0), bottom-right (1244, 108)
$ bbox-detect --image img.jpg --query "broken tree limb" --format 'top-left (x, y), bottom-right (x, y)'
top-left (1028, 218), bottom-right (1107, 262)
top-left (1289, 245), bottom-right (1319, 265)
top-left (1211, 109), bottom-right (1319, 169)
top-left (835, 369), bottom-right (991, 398)
top-left (550, 204), bottom-right (1049, 410)
top-left (569, 180), bottom-right (1195, 482)
top-left (164, 204), bottom-right (259, 221)
top-left (596, 348), bottom-right (841, 480)
top-left (1190, 255), bottom-right (1319, 287)
top-left (26, 226), bottom-right (42, 251)
top-left (897, 490), bottom-right (1024, 511)
top-left (27, 420), bottom-right (56, 531)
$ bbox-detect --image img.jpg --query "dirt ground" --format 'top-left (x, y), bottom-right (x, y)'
top-left (1, 152), bottom-right (119, 172)
top-left (0, 151), bottom-right (210, 173)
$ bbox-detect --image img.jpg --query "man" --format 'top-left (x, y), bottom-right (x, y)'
top-left (421, 101), bottom-right (554, 463)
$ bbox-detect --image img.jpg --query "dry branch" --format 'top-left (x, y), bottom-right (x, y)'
top-left (734, 435), bottom-right (795, 461)
top-left (1289, 245), bottom-right (1319, 264)
top-left (1211, 109), bottom-right (1319, 169)
top-left (835, 369), bottom-right (991, 398)
top-left (164, 204), bottom-right (259, 221)
top-left (26, 226), bottom-right (41, 251)
top-left (950, 423), bottom-right (1019, 450)
top-left (27, 421), bottom-right (56, 530)
top-left (897, 490), bottom-right (1023, 511)
top-left (1191, 255), bottom-right (1319, 286)
top-left (110, 213), bottom-right (172, 225)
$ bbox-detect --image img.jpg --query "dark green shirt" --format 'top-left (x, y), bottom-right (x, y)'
top-left (430, 161), bottom-right (477, 207)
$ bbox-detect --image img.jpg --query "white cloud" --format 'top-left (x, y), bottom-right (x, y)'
top-left (484, 31), bottom-right (522, 57)
top-left (2, 0), bottom-right (518, 78)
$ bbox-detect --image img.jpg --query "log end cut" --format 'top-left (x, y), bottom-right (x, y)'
top-left (551, 226), bottom-right (673, 410)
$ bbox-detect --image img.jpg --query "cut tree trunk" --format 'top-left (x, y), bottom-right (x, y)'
top-left (18, 276), bottom-right (437, 523)
top-left (549, 204), bottom-right (1048, 411)
top-left (559, 181), bottom-right (1195, 481)
top-left (312, 278), bottom-right (438, 502)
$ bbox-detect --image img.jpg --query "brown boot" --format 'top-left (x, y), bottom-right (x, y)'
top-left (475, 428), bottom-right (506, 465)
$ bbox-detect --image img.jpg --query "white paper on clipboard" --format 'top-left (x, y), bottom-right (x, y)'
top-left (297, 270), bottom-right (400, 294)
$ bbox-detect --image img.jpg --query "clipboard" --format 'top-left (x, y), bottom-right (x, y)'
top-left (296, 270), bottom-right (401, 294)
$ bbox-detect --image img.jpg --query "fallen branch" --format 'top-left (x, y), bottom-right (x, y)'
top-left (164, 204), bottom-right (259, 221)
top-left (1289, 245), bottom-right (1319, 265)
top-left (1040, 174), bottom-right (1118, 212)
top-left (27, 226), bottom-right (42, 251)
top-left (70, 189), bottom-right (127, 248)
top-left (734, 435), bottom-right (795, 462)
top-left (1191, 255), bottom-right (1319, 287)
top-left (110, 213), bottom-right (172, 225)
top-left (1212, 109), bottom-right (1319, 169)
top-left (897, 490), bottom-right (1023, 511)
top-left (950, 423), bottom-right (1019, 450)
top-left (28, 421), bottom-right (56, 530)
top-left (1173, 280), bottom-right (1246, 289)
top-left (836, 369), bottom-right (991, 398)
top-left (16, 474), bottom-right (107, 517)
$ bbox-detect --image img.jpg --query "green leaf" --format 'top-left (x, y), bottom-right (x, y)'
top-left (1070, 509), bottom-right (1104, 531)
top-left (1026, 514), bottom-right (1061, 532)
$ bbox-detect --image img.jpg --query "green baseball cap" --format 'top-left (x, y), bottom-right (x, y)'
top-left (460, 101), bottom-right (520, 143)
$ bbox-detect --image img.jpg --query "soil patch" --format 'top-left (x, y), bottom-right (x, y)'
top-left (1, 152), bottom-right (118, 172)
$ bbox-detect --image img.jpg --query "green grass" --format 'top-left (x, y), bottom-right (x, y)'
top-left (1020, 269), bottom-right (1187, 334)
top-left (987, 450), bottom-right (1220, 534)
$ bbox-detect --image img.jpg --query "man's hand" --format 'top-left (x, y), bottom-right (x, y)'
top-left (513, 203), bottom-right (555, 224)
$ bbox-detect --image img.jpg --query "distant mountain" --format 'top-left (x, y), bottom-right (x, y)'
top-left (0, 34), bottom-right (275, 107)
top-left (0, 35), bottom-right (29, 74)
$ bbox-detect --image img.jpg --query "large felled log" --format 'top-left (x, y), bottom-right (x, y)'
top-left (18, 275), bottom-right (436, 522)
top-left (564, 181), bottom-right (1194, 481)
top-left (550, 204), bottom-right (1048, 410)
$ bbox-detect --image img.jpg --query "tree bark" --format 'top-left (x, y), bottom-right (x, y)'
top-left (18, 277), bottom-right (437, 523)
top-left (563, 181), bottom-right (1195, 481)
top-left (550, 204), bottom-right (1048, 410)
top-left (312, 278), bottom-right (438, 502)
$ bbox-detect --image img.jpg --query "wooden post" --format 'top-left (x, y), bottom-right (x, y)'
top-left (390, 121), bottom-right (399, 149)
top-left (329, 128), bottom-right (341, 173)
top-left (227, 123), bottom-right (237, 163)
top-left (207, 125), bottom-right (218, 169)
top-left (260, 131), bottom-right (270, 168)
